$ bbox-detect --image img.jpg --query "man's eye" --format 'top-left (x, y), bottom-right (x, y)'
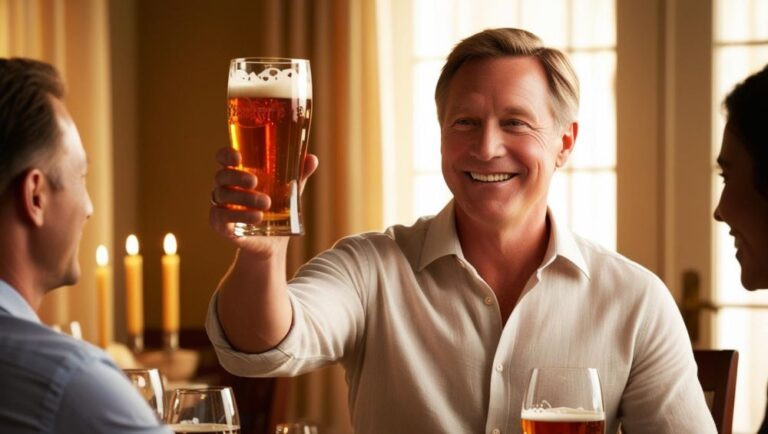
top-left (452, 118), bottom-right (474, 126)
top-left (501, 119), bottom-right (527, 128)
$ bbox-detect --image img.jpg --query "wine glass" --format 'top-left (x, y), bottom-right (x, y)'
top-left (165, 387), bottom-right (240, 434)
top-left (123, 368), bottom-right (165, 420)
top-left (521, 367), bottom-right (605, 434)
top-left (275, 421), bottom-right (319, 434)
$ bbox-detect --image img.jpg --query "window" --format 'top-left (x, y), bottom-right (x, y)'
top-left (380, 0), bottom-right (617, 250)
top-left (712, 0), bottom-right (768, 430)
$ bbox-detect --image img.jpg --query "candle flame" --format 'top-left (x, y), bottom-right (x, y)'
top-left (96, 245), bottom-right (109, 266)
top-left (163, 233), bottom-right (177, 255)
top-left (126, 234), bottom-right (139, 255)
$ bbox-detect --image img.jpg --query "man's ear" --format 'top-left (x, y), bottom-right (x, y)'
top-left (556, 121), bottom-right (578, 168)
top-left (18, 169), bottom-right (48, 227)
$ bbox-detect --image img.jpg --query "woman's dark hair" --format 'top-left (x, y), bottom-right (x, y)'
top-left (724, 64), bottom-right (768, 197)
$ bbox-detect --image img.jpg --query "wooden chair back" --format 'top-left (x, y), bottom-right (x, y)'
top-left (694, 349), bottom-right (738, 434)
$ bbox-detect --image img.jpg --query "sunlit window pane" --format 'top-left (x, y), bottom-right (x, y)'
top-left (520, 0), bottom-right (569, 48)
top-left (413, 61), bottom-right (443, 172)
top-left (569, 51), bottom-right (616, 169)
top-left (571, 0), bottom-right (616, 47)
top-left (413, 173), bottom-right (452, 219)
top-left (715, 0), bottom-right (768, 43)
top-left (460, 0), bottom-right (520, 31)
top-left (401, 0), bottom-right (616, 252)
top-left (714, 308), bottom-right (768, 431)
top-left (414, 0), bottom-right (458, 57)
top-left (712, 0), bottom-right (768, 430)
top-left (570, 171), bottom-right (616, 249)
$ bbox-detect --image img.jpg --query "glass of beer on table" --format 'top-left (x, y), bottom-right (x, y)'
top-left (521, 367), bottom-right (605, 434)
top-left (123, 368), bottom-right (165, 421)
top-left (165, 386), bottom-right (240, 434)
top-left (227, 57), bottom-right (312, 236)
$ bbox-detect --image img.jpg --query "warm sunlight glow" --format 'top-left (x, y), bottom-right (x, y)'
top-left (96, 245), bottom-right (109, 266)
top-left (163, 233), bottom-right (177, 255)
top-left (126, 234), bottom-right (139, 256)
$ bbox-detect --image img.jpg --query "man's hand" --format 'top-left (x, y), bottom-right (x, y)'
top-left (209, 147), bottom-right (319, 255)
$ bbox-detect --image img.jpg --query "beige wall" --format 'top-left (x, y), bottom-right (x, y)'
top-left (110, 0), bottom-right (281, 332)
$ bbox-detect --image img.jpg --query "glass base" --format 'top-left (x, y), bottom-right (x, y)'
top-left (233, 221), bottom-right (304, 237)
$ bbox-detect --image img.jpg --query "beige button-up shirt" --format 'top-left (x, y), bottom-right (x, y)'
top-left (207, 203), bottom-right (715, 434)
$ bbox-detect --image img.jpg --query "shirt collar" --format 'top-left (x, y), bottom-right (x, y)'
top-left (418, 201), bottom-right (465, 270)
top-left (0, 279), bottom-right (41, 323)
top-left (417, 202), bottom-right (590, 279)
top-left (541, 209), bottom-right (591, 279)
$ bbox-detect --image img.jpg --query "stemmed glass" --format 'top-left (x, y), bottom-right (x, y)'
top-left (165, 387), bottom-right (240, 434)
top-left (521, 367), bottom-right (605, 434)
top-left (123, 368), bottom-right (165, 421)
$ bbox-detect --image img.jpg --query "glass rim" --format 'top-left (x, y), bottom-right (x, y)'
top-left (123, 367), bottom-right (161, 373)
top-left (170, 386), bottom-right (233, 394)
top-left (230, 57), bottom-right (309, 64)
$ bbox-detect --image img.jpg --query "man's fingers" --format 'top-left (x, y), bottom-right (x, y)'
top-left (216, 168), bottom-right (257, 190)
top-left (302, 153), bottom-right (319, 179)
top-left (299, 154), bottom-right (319, 194)
top-left (211, 187), bottom-right (270, 210)
top-left (216, 147), bottom-right (241, 167)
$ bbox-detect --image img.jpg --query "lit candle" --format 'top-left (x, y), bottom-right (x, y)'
top-left (162, 233), bottom-right (180, 338)
top-left (124, 235), bottom-right (144, 349)
top-left (95, 245), bottom-right (112, 348)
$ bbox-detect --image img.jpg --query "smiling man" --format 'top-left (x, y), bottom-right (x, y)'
top-left (207, 28), bottom-right (715, 433)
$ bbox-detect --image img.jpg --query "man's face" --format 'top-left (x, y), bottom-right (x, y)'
top-left (440, 56), bottom-right (575, 230)
top-left (41, 98), bottom-right (93, 289)
top-left (715, 125), bottom-right (768, 290)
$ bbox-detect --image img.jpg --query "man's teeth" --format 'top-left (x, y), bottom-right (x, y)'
top-left (470, 172), bottom-right (512, 182)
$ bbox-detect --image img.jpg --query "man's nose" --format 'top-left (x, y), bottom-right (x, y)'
top-left (470, 122), bottom-right (506, 161)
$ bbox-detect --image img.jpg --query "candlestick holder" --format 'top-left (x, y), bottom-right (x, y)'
top-left (136, 347), bottom-right (199, 382)
top-left (163, 330), bottom-right (179, 351)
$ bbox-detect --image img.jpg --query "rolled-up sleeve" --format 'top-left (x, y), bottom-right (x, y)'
top-left (206, 236), bottom-right (371, 378)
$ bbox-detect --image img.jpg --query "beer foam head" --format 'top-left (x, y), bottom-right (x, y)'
top-left (228, 61), bottom-right (312, 99)
top-left (521, 407), bottom-right (605, 422)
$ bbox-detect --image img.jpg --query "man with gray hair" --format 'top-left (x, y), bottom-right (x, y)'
top-left (207, 28), bottom-right (715, 433)
top-left (0, 58), bottom-right (170, 433)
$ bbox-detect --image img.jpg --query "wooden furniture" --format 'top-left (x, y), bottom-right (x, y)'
top-left (694, 349), bottom-right (739, 434)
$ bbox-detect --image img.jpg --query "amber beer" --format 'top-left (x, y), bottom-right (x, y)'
top-left (227, 58), bottom-right (312, 236)
top-left (521, 408), bottom-right (605, 434)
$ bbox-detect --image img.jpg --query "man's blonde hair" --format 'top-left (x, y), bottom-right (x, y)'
top-left (434, 28), bottom-right (579, 128)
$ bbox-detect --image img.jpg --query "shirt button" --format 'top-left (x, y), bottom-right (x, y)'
top-left (492, 429), bottom-right (501, 434)
top-left (495, 363), bottom-right (504, 372)
top-left (484, 296), bottom-right (494, 305)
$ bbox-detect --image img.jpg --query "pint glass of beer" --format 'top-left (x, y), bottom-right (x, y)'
top-left (227, 58), bottom-right (312, 236)
top-left (521, 367), bottom-right (605, 434)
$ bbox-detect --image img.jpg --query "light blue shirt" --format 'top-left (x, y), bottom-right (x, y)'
top-left (0, 280), bottom-right (171, 433)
